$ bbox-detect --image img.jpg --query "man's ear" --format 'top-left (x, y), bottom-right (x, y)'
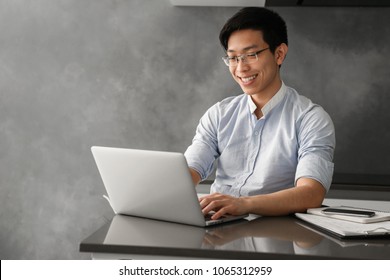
top-left (275, 43), bottom-right (288, 66)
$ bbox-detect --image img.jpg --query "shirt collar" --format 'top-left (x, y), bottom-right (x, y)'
top-left (247, 82), bottom-right (287, 116)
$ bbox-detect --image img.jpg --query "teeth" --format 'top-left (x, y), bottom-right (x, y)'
top-left (241, 75), bottom-right (257, 83)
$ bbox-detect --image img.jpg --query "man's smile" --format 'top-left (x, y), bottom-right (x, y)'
top-left (238, 74), bottom-right (258, 84)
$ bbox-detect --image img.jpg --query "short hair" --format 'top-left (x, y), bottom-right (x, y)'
top-left (219, 7), bottom-right (288, 53)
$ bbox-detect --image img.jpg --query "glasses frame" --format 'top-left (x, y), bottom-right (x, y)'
top-left (222, 47), bottom-right (270, 67)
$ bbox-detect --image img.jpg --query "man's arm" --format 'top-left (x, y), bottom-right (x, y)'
top-left (189, 168), bottom-right (202, 186)
top-left (199, 177), bottom-right (326, 219)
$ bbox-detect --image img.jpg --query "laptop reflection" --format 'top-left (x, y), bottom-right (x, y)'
top-left (103, 214), bottom-right (323, 252)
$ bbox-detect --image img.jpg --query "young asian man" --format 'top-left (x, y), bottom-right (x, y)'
top-left (184, 7), bottom-right (335, 220)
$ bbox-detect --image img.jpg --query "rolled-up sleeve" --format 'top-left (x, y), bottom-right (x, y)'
top-left (184, 105), bottom-right (220, 181)
top-left (295, 106), bottom-right (336, 191)
top-left (295, 153), bottom-right (334, 191)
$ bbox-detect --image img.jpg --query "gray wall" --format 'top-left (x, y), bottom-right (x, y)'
top-left (0, 0), bottom-right (389, 259)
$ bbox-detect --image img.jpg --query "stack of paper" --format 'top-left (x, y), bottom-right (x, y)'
top-left (296, 213), bottom-right (390, 238)
top-left (296, 206), bottom-right (390, 238)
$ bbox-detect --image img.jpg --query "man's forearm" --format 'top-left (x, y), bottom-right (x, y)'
top-left (242, 178), bottom-right (326, 216)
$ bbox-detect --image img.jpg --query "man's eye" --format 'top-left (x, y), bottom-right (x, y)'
top-left (228, 57), bottom-right (237, 61)
top-left (247, 53), bottom-right (257, 58)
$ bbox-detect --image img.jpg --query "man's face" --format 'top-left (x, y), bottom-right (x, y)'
top-left (226, 29), bottom-right (283, 99)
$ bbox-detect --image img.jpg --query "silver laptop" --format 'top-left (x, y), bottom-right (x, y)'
top-left (91, 146), bottom-right (248, 227)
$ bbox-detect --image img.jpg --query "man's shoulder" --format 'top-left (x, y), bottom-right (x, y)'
top-left (216, 93), bottom-right (247, 111)
top-left (202, 94), bottom-right (247, 121)
top-left (284, 86), bottom-right (323, 113)
top-left (284, 86), bottom-right (332, 123)
top-left (284, 86), bottom-right (311, 107)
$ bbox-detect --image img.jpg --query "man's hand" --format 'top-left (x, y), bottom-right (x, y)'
top-left (198, 178), bottom-right (326, 218)
top-left (199, 193), bottom-right (249, 220)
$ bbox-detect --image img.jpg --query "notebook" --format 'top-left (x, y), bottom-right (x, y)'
top-left (295, 213), bottom-right (390, 239)
top-left (91, 146), bottom-right (248, 227)
top-left (306, 206), bottom-right (390, 224)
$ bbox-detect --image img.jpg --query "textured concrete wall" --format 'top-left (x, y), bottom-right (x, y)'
top-left (0, 0), bottom-right (389, 259)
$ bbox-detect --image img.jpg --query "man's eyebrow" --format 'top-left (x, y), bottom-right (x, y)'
top-left (227, 45), bottom-right (259, 53)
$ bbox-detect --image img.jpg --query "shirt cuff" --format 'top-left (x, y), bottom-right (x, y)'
top-left (295, 153), bottom-right (334, 191)
top-left (184, 142), bottom-right (216, 181)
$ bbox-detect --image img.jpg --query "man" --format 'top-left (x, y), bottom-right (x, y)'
top-left (184, 7), bottom-right (335, 220)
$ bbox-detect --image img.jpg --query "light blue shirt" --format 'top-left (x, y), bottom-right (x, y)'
top-left (184, 83), bottom-right (335, 196)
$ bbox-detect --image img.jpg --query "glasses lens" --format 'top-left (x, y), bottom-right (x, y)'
top-left (245, 53), bottom-right (258, 64)
top-left (223, 53), bottom-right (259, 66)
top-left (223, 57), bottom-right (235, 66)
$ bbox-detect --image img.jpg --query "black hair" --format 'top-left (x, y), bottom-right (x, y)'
top-left (219, 7), bottom-right (288, 53)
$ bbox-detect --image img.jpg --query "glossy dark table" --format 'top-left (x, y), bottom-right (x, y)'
top-left (79, 214), bottom-right (390, 259)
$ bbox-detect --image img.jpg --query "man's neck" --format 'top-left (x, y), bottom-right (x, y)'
top-left (250, 78), bottom-right (282, 118)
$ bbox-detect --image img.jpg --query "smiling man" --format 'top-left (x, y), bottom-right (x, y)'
top-left (184, 7), bottom-right (335, 219)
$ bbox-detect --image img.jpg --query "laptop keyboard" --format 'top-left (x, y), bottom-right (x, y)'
top-left (204, 213), bottom-right (227, 221)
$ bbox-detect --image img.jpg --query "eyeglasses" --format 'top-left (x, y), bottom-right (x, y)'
top-left (222, 47), bottom-right (270, 67)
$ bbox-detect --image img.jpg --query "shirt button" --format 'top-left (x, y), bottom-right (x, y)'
top-left (254, 131), bottom-right (259, 136)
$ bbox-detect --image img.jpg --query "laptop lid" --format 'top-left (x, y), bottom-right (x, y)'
top-left (91, 146), bottom-right (247, 227)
